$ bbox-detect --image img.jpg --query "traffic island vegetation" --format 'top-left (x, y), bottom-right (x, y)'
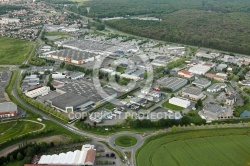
top-left (114, 136), bottom-right (137, 147)
top-left (0, 36), bottom-right (32, 65)
top-left (162, 101), bottom-right (185, 111)
top-left (136, 128), bottom-right (250, 166)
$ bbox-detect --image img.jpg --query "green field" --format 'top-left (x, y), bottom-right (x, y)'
top-left (137, 128), bottom-right (250, 166)
top-left (0, 36), bottom-right (32, 65)
top-left (115, 136), bottom-right (137, 147)
top-left (162, 101), bottom-right (184, 111)
top-left (0, 120), bottom-right (44, 144)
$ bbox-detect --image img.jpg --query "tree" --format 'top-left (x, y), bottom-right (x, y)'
top-left (17, 152), bottom-right (23, 160)
top-left (9, 155), bottom-right (14, 162)
top-left (171, 94), bottom-right (175, 98)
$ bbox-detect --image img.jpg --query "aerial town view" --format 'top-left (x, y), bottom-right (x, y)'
top-left (0, 0), bottom-right (250, 166)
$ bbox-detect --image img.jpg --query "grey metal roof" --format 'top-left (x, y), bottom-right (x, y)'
top-left (50, 92), bottom-right (89, 110)
top-left (0, 102), bottom-right (17, 113)
top-left (192, 78), bottom-right (211, 85)
top-left (182, 87), bottom-right (203, 96)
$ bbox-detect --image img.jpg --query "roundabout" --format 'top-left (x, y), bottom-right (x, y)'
top-left (115, 135), bottom-right (138, 147)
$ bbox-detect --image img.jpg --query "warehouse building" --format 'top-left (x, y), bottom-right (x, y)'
top-left (48, 92), bottom-right (90, 113)
top-left (69, 72), bottom-right (85, 80)
top-left (25, 86), bottom-right (50, 98)
top-left (120, 74), bottom-right (141, 81)
top-left (181, 87), bottom-right (205, 101)
top-left (47, 49), bottom-right (99, 65)
top-left (201, 103), bottom-right (230, 121)
top-left (0, 102), bottom-right (18, 118)
top-left (192, 78), bottom-right (211, 89)
top-left (169, 97), bottom-right (191, 108)
top-left (207, 83), bottom-right (227, 93)
top-left (189, 64), bottom-right (211, 75)
top-left (38, 144), bottom-right (96, 165)
top-left (156, 77), bottom-right (188, 91)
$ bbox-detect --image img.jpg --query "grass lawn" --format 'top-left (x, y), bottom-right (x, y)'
top-left (115, 135), bottom-right (137, 147)
top-left (137, 128), bottom-right (250, 166)
top-left (104, 104), bottom-right (115, 110)
top-left (116, 66), bottom-right (126, 73)
top-left (0, 36), bottom-right (32, 65)
top-left (162, 101), bottom-right (184, 111)
top-left (0, 120), bottom-right (44, 144)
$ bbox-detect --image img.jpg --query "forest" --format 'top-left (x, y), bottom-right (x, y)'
top-left (69, 0), bottom-right (250, 55)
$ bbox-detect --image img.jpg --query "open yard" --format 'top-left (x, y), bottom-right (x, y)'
top-left (136, 128), bottom-right (250, 166)
top-left (0, 36), bottom-right (32, 65)
top-left (115, 135), bottom-right (137, 147)
top-left (162, 101), bottom-right (184, 111)
top-left (0, 120), bottom-right (44, 144)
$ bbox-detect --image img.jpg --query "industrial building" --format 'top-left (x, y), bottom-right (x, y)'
top-left (48, 79), bottom-right (118, 112)
top-left (69, 72), bottom-right (85, 80)
top-left (25, 86), bottom-right (50, 98)
top-left (201, 104), bottom-right (229, 120)
top-left (48, 92), bottom-right (90, 113)
top-left (192, 78), bottom-right (211, 89)
top-left (47, 49), bottom-right (99, 65)
top-left (216, 64), bottom-right (228, 71)
top-left (156, 77), bottom-right (188, 91)
top-left (178, 70), bottom-right (194, 78)
top-left (189, 64), bottom-right (211, 75)
top-left (0, 102), bottom-right (17, 118)
top-left (195, 52), bottom-right (220, 59)
top-left (169, 97), bottom-right (191, 108)
top-left (120, 74), bottom-right (141, 81)
top-left (38, 144), bottom-right (96, 165)
top-left (181, 87), bottom-right (205, 101)
top-left (207, 83), bottom-right (227, 93)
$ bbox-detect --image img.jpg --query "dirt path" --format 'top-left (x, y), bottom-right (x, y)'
top-left (0, 135), bottom-right (70, 157)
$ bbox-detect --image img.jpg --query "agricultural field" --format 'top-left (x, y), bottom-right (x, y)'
top-left (0, 120), bottom-right (44, 144)
top-left (162, 101), bottom-right (184, 111)
top-left (0, 36), bottom-right (32, 65)
top-left (136, 128), bottom-right (250, 166)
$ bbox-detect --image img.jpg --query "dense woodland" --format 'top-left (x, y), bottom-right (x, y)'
top-left (68, 0), bottom-right (250, 55)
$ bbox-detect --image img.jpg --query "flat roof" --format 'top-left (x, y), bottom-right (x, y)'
top-left (157, 76), bottom-right (188, 90)
top-left (182, 87), bottom-right (203, 96)
top-left (0, 102), bottom-right (17, 113)
top-left (192, 78), bottom-right (211, 85)
top-left (50, 92), bottom-right (89, 110)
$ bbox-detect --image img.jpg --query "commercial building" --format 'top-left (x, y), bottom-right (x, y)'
top-left (205, 73), bottom-right (227, 82)
top-left (169, 97), bottom-right (191, 108)
top-left (192, 78), bottom-right (211, 89)
top-left (25, 86), bottom-right (50, 98)
top-left (52, 72), bottom-right (66, 79)
top-left (0, 102), bottom-right (17, 118)
top-left (189, 64), bottom-right (211, 75)
top-left (207, 83), bottom-right (227, 93)
top-left (178, 70), bottom-right (194, 78)
top-left (181, 87), bottom-right (205, 101)
top-left (156, 77), bottom-right (188, 91)
top-left (38, 144), bottom-right (96, 165)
